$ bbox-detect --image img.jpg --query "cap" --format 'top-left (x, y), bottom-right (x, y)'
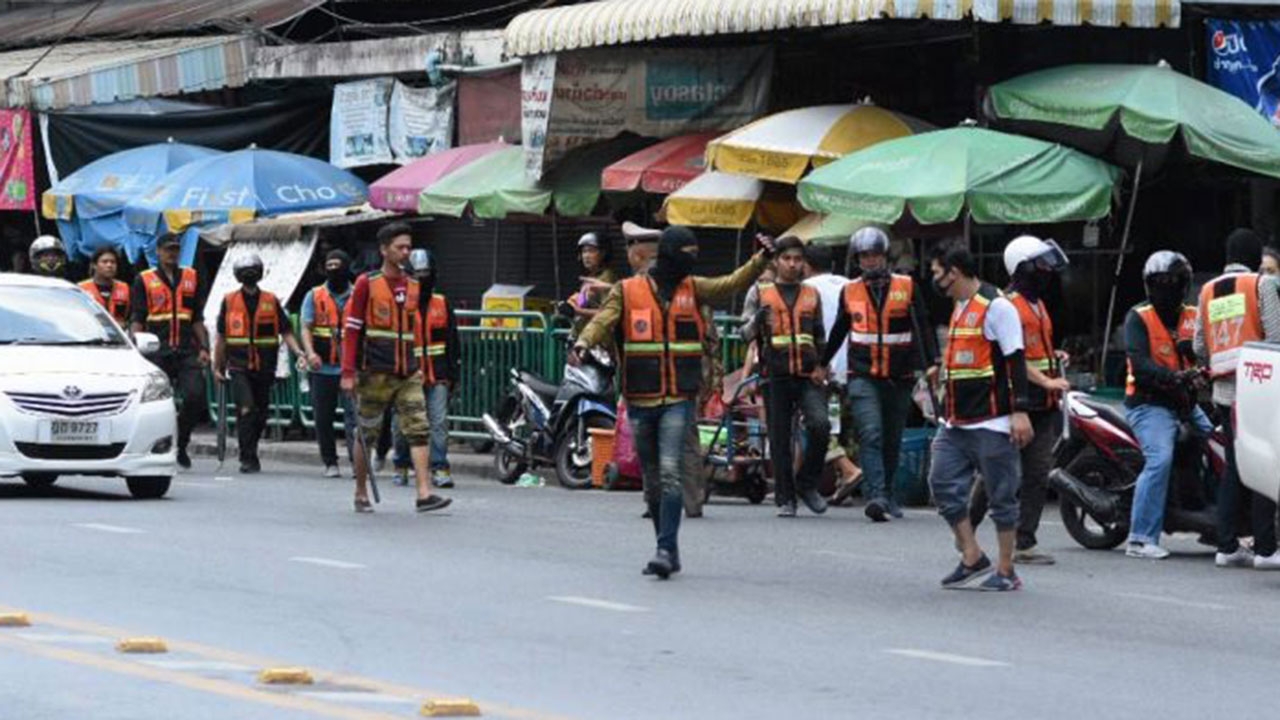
top-left (621, 221), bottom-right (661, 245)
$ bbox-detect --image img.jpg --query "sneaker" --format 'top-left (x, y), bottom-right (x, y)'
top-left (392, 468), bottom-right (409, 487)
top-left (941, 554), bottom-right (993, 588)
top-left (1125, 542), bottom-right (1170, 560)
top-left (976, 571), bottom-right (1022, 592)
top-left (1215, 545), bottom-right (1256, 569)
top-left (1014, 546), bottom-right (1056, 565)
top-left (777, 502), bottom-right (797, 518)
top-left (239, 461), bottom-right (260, 475)
top-left (865, 498), bottom-right (889, 523)
top-left (1253, 551), bottom-right (1280, 570)
top-left (415, 495), bottom-right (452, 513)
top-left (643, 550), bottom-right (680, 576)
top-left (643, 549), bottom-right (675, 580)
top-left (799, 489), bottom-right (828, 515)
top-left (176, 448), bottom-right (192, 470)
top-left (323, 465), bottom-right (340, 479)
top-left (887, 497), bottom-right (905, 519)
top-left (433, 469), bottom-right (455, 489)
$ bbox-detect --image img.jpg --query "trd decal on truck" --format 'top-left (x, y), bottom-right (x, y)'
top-left (1242, 360), bottom-right (1274, 383)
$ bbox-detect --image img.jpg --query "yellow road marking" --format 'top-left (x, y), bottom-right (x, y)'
top-left (0, 605), bottom-right (579, 720)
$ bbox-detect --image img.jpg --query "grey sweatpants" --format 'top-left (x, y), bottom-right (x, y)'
top-left (929, 425), bottom-right (1022, 531)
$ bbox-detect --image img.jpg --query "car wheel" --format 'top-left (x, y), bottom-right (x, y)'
top-left (22, 473), bottom-right (58, 489)
top-left (127, 476), bottom-right (171, 499)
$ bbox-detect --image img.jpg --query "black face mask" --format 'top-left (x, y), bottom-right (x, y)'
top-left (932, 274), bottom-right (953, 297)
top-left (652, 227), bottom-right (699, 296)
top-left (235, 269), bottom-right (263, 287)
top-left (326, 268), bottom-right (350, 292)
top-left (1148, 283), bottom-right (1186, 315)
top-left (1011, 269), bottom-right (1053, 301)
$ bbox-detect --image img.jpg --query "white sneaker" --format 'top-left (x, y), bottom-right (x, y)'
top-left (1126, 542), bottom-right (1170, 560)
top-left (1254, 551), bottom-right (1280, 570)
top-left (1215, 546), bottom-right (1256, 568)
top-left (323, 465), bottom-right (340, 479)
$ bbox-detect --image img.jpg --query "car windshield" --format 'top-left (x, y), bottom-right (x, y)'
top-left (0, 285), bottom-right (129, 347)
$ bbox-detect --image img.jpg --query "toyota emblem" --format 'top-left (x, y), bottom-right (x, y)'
top-left (62, 385), bottom-right (83, 400)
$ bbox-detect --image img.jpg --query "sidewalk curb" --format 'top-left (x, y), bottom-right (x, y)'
top-left (187, 433), bottom-right (495, 473)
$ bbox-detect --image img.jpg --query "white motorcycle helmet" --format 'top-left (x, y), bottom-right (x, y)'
top-left (29, 234), bottom-right (67, 276)
top-left (1003, 235), bottom-right (1069, 277)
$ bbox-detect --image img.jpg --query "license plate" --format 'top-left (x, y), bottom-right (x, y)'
top-left (49, 420), bottom-right (100, 444)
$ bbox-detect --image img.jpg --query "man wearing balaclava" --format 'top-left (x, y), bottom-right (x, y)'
top-left (1122, 250), bottom-right (1211, 560)
top-left (573, 226), bottom-right (775, 579)
top-left (1194, 228), bottom-right (1280, 570)
top-left (407, 248), bottom-right (461, 490)
top-left (302, 249), bottom-right (359, 478)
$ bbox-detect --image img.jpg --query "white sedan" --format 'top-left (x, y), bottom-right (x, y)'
top-left (0, 273), bottom-right (177, 498)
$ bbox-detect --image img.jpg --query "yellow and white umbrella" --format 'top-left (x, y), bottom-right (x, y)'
top-left (661, 171), bottom-right (801, 230)
top-left (706, 103), bottom-right (931, 184)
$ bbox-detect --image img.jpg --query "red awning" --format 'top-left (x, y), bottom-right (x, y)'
top-left (600, 132), bottom-right (719, 195)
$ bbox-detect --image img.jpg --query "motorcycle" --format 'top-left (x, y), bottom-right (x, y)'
top-left (482, 344), bottom-right (616, 489)
top-left (1049, 389), bottom-right (1230, 550)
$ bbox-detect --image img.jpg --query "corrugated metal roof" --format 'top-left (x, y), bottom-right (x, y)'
top-left (0, 0), bottom-right (323, 49)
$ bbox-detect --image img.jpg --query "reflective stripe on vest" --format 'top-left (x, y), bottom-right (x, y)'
top-left (1008, 291), bottom-right (1059, 411)
top-left (620, 275), bottom-right (705, 399)
top-left (310, 285), bottom-right (342, 366)
top-left (843, 274), bottom-right (915, 379)
top-left (944, 283), bottom-right (1011, 424)
top-left (1198, 272), bottom-right (1263, 379)
top-left (78, 279), bottom-right (130, 324)
top-left (421, 293), bottom-right (449, 385)
top-left (759, 282), bottom-right (819, 378)
top-left (361, 273), bottom-right (421, 376)
top-left (1126, 304), bottom-right (1197, 397)
top-left (141, 267), bottom-right (198, 350)
top-left (224, 289), bottom-right (280, 373)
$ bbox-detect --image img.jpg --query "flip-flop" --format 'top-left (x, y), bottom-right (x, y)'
top-left (353, 497), bottom-right (374, 513)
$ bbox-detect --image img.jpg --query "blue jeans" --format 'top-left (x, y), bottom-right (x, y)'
top-left (1126, 403), bottom-right (1212, 545)
top-left (848, 377), bottom-right (913, 503)
top-left (427, 383), bottom-right (450, 471)
top-left (629, 400), bottom-right (692, 554)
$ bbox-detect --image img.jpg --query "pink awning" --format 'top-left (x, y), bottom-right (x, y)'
top-left (600, 132), bottom-right (718, 195)
top-left (369, 142), bottom-right (508, 212)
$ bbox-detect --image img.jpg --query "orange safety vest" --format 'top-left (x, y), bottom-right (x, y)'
top-left (843, 274), bottom-right (916, 379)
top-left (360, 272), bottom-right (421, 377)
top-left (420, 293), bottom-right (450, 385)
top-left (758, 282), bottom-right (820, 378)
top-left (78, 278), bottom-right (130, 325)
top-left (619, 275), bottom-right (706, 399)
top-left (309, 285), bottom-right (343, 366)
top-left (1008, 291), bottom-right (1059, 411)
top-left (223, 289), bottom-right (281, 373)
top-left (1198, 272), bottom-right (1263, 379)
top-left (944, 283), bottom-right (1013, 424)
top-left (1125, 303), bottom-right (1198, 398)
top-left (140, 267), bottom-right (198, 351)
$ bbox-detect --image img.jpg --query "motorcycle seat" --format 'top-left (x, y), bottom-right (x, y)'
top-left (519, 371), bottom-right (560, 400)
top-left (1080, 397), bottom-right (1130, 434)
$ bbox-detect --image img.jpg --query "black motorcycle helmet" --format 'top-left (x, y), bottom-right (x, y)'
top-left (1142, 250), bottom-right (1192, 314)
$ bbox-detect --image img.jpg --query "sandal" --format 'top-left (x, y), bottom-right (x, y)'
top-left (353, 497), bottom-right (374, 513)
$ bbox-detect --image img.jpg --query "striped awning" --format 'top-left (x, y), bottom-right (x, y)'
top-left (505, 0), bottom-right (1179, 56)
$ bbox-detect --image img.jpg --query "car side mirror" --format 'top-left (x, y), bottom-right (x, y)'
top-left (134, 332), bottom-right (161, 356)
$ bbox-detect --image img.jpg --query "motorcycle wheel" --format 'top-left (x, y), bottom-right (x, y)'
top-left (495, 447), bottom-right (527, 485)
top-left (1059, 455), bottom-right (1128, 550)
top-left (554, 415), bottom-right (613, 490)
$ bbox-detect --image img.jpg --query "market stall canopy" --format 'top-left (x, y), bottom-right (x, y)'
top-left (504, 0), bottom-right (1179, 56)
top-left (123, 147), bottom-right (369, 238)
top-left (797, 126), bottom-right (1121, 225)
top-left (418, 136), bottom-right (654, 219)
top-left (370, 142), bottom-right (507, 212)
top-left (986, 62), bottom-right (1280, 179)
top-left (705, 103), bottom-right (931, 184)
top-left (780, 213), bottom-right (865, 245)
top-left (601, 132), bottom-right (718, 195)
top-left (662, 171), bottom-right (801, 230)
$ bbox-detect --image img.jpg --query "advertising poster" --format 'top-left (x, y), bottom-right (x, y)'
top-left (330, 79), bottom-right (393, 168)
top-left (1206, 18), bottom-right (1280, 126)
top-left (389, 80), bottom-right (455, 163)
top-left (521, 54), bottom-right (556, 180)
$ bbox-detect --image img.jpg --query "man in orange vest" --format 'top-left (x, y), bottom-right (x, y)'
top-left (1194, 229), bottom-right (1280, 569)
top-left (301, 249), bottom-right (357, 478)
top-left (968, 236), bottom-right (1070, 566)
top-left (821, 228), bottom-right (937, 522)
top-left (573, 226), bottom-right (773, 579)
top-left (340, 221), bottom-right (452, 515)
top-left (212, 254), bottom-right (305, 474)
top-left (742, 236), bottom-right (831, 518)
top-left (1123, 251), bottom-right (1211, 560)
top-left (408, 248), bottom-right (459, 489)
top-left (78, 246), bottom-right (131, 325)
top-left (131, 232), bottom-right (210, 469)
top-left (927, 246), bottom-right (1034, 591)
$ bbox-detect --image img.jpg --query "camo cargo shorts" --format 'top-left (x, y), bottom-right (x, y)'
top-left (355, 371), bottom-right (430, 446)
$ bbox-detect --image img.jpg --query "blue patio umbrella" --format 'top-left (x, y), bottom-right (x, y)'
top-left (42, 141), bottom-right (221, 262)
top-left (123, 147), bottom-right (369, 264)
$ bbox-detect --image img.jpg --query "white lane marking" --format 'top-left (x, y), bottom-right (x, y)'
top-left (289, 556), bottom-right (366, 570)
top-left (546, 596), bottom-right (650, 613)
top-left (298, 691), bottom-right (416, 705)
top-left (812, 550), bottom-right (896, 564)
top-left (15, 633), bottom-right (112, 645)
top-left (140, 660), bottom-right (255, 672)
top-left (174, 480), bottom-right (220, 488)
top-left (213, 476), bottom-right (234, 482)
top-left (73, 523), bottom-right (144, 534)
top-left (885, 648), bottom-right (1010, 667)
top-left (1113, 592), bottom-right (1232, 611)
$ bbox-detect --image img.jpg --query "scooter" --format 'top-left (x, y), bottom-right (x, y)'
top-left (482, 344), bottom-right (616, 489)
top-left (1049, 389), bottom-right (1230, 550)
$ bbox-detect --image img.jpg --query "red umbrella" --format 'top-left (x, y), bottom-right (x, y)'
top-left (600, 132), bottom-right (719, 195)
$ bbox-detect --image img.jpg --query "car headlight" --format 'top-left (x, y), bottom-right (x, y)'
top-left (141, 370), bottom-right (173, 403)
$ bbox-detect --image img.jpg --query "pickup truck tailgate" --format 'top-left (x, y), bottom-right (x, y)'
top-left (1235, 342), bottom-right (1280, 502)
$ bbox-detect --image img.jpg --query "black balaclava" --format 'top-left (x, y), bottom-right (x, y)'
top-left (325, 249), bottom-right (352, 293)
top-left (651, 225), bottom-right (698, 299)
top-left (1009, 265), bottom-right (1054, 303)
top-left (1226, 228), bottom-right (1263, 270)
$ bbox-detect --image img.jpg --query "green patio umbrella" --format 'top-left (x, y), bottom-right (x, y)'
top-left (796, 126), bottom-right (1120, 226)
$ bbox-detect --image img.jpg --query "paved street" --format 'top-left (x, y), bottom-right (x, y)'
top-left (3, 455), bottom-right (1279, 720)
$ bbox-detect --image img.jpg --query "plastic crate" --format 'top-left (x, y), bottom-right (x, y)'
top-left (588, 427), bottom-right (615, 489)
top-left (892, 427), bottom-right (935, 507)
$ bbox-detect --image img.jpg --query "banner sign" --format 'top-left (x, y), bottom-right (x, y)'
top-left (522, 46), bottom-right (772, 180)
top-left (389, 80), bottom-right (455, 163)
top-left (0, 109), bottom-right (34, 210)
top-left (331, 78), bottom-right (394, 168)
top-left (1206, 18), bottom-right (1280, 126)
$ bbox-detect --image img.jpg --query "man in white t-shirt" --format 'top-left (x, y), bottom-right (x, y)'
top-left (927, 246), bottom-right (1033, 592)
top-left (802, 243), bottom-right (849, 380)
